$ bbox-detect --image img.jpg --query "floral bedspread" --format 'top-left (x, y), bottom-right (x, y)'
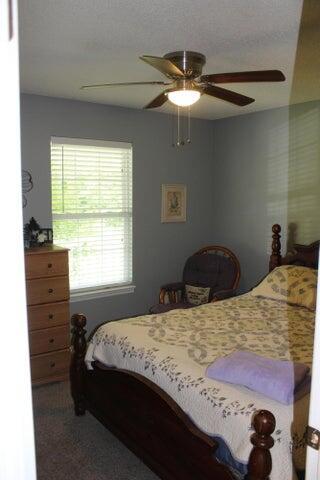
top-left (85, 293), bottom-right (314, 480)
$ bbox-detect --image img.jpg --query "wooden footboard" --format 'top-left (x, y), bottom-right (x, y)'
top-left (70, 313), bottom-right (275, 480)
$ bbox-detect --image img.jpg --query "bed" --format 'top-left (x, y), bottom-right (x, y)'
top-left (70, 224), bottom-right (319, 480)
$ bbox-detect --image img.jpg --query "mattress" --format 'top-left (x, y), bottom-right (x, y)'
top-left (86, 293), bottom-right (314, 480)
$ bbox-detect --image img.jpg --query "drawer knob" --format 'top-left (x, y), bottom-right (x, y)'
top-left (48, 314), bottom-right (54, 319)
top-left (50, 362), bottom-right (55, 368)
top-left (48, 263), bottom-right (52, 268)
top-left (48, 288), bottom-right (54, 294)
top-left (49, 338), bottom-right (54, 344)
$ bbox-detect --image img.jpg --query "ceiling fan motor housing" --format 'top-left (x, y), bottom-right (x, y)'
top-left (164, 51), bottom-right (206, 78)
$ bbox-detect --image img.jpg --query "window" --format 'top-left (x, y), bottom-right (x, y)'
top-left (51, 137), bottom-right (132, 298)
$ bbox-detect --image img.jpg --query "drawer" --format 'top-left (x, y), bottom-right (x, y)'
top-left (29, 325), bottom-right (70, 355)
top-left (26, 276), bottom-right (69, 305)
top-left (25, 251), bottom-right (68, 279)
top-left (30, 349), bottom-right (70, 382)
top-left (28, 301), bottom-right (69, 331)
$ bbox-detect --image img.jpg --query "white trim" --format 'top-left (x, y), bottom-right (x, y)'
top-left (0, 0), bottom-right (36, 478)
top-left (51, 136), bottom-right (132, 150)
top-left (70, 284), bottom-right (136, 302)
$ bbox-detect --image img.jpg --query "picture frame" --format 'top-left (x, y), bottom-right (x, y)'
top-left (161, 184), bottom-right (187, 223)
top-left (24, 219), bottom-right (54, 249)
top-left (38, 228), bottom-right (53, 244)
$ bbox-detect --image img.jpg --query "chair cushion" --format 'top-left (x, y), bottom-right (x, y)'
top-left (185, 284), bottom-right (210, 305)
top-left (149, 302), bottom-right (193, 315)
top-left (183, 253), bottom-right (236, 297)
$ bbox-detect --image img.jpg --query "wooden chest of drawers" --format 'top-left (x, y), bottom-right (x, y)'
top-left (25, 245), bottom-right (70, 385)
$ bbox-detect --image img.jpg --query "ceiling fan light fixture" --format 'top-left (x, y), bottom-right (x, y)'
top-left (167, 89), bottom-right (201, 107)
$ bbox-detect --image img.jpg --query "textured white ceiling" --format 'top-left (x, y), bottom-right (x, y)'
top-left (19, 0), bottom-right (318, 120)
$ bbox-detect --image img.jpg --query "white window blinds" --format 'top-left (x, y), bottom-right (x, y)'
top-left (51, 137), bottom-right (132, 293)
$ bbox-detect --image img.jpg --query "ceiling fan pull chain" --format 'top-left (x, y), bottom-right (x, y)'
top-left (179, 106), bottom-right (186, 146)
top-left (187, 106), bottom-right (191, 144)
top-left (171, 112), bottom-right (175, 147)
top-left (172, 105), bottom-right (192, 147)
top-left (177, 106), bottom-right (181, 147)
top-left (181, 106), bottom-right (186, 146)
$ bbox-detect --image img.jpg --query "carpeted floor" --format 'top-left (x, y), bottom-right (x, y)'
top-left (32, 381), bottom-right (160, 480)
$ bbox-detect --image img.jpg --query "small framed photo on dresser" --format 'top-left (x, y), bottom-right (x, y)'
top-left (161, 184), bottom-right (187, 223)
top-left (38, 228), bottom-right (53, 244)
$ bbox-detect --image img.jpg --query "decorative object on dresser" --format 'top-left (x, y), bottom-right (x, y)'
top-left (24, 217), bottom-right (53, 248)
top-left (38, 228), bottom-right (53, 244)
top-left (150, 244), bottom-right (240, 314)
top-left (25, 245), bottom-right (70, 385)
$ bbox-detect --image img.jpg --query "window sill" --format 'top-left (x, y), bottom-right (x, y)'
top-left (70, 284), bottom-right (135, 303)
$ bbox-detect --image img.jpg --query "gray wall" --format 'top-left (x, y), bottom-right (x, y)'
top-left (212, 100), bottom-right (320, 293)
top-left (20, 94), bottom-right (215, 331)
top-left (21, 94), bottom-right (320, 328)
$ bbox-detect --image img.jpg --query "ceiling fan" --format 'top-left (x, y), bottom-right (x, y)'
top-left (81, 51), bottom-right (285, 109)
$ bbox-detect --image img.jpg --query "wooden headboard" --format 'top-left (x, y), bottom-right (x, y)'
top-left (269, 224), bottom-right (319, 271)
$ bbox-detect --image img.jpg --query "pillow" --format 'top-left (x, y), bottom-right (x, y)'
top-left (251, 265), bottom-right (318, 310)
top-left (185, 284), bottom-right (210, 306)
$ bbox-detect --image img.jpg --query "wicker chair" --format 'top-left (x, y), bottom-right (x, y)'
top-left (150, 245), bottom-right (240, 314)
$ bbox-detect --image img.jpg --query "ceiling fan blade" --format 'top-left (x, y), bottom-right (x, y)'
top-left (144, 92), bottom-right (168, 109)
top-left (81, 81), bottom-right (171, 90)
top-left (202, 84), bottom-right (255, 106)
top-left (201, 70), bottom-right (285, 84)
top-left (140, 55), bottom-right (184, 78)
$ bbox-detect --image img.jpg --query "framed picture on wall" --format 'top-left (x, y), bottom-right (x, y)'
top-left (161, 184), bottom-right (187, 223)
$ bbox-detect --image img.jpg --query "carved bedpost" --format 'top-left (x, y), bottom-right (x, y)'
top-left (70, 313), bottom-right (87, 416)
top-left (269, 224), bottom-right (282, 272)
top-left (245, 410), bottom-right (276, 480)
